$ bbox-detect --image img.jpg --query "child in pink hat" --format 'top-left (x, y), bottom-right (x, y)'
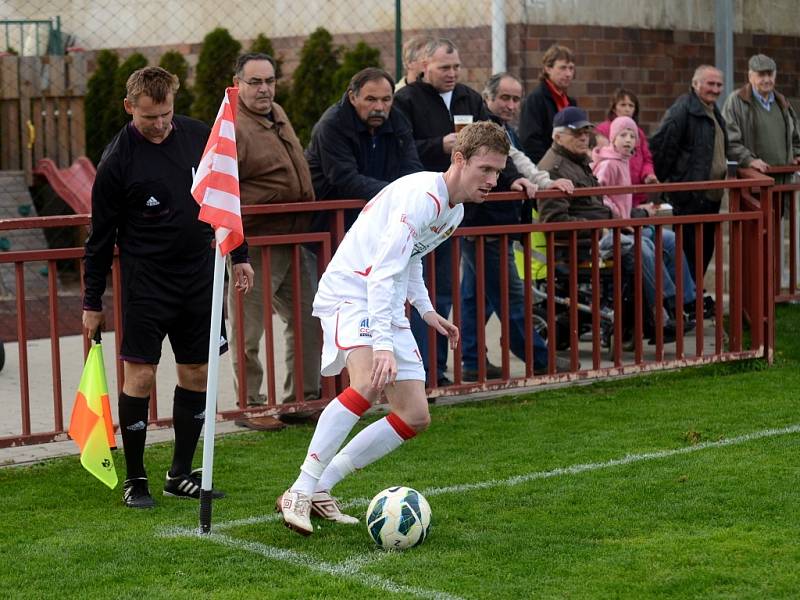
top-left (593, 115), bottom-right (639, 219)
top-left (593, 115), bottom-right (697, 324)
top-left (594, 88), bottom-right (658, 207)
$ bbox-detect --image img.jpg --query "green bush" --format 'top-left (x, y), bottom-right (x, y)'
top-left (192, 28), bottom-right (241, 124)
top-left (158, 51), bottom-right (193, 116)
top-left (84, 50), bottom-right (119, 164)
top-left (249, 34), bottom-right (282, 79)
top-left (107, 52), bottom-right (148, 135)
top-left (249, 33), bottom-right (288, 106)
top-left (287, 27), bottom-right (341, 146)
top-left (330, 41), bottom-right (382, 104)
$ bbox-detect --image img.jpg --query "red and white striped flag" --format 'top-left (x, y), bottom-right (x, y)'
top-left (191, 87), bottom-right (244, 255)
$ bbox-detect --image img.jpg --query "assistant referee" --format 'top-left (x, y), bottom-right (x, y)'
top-left (82, 67), bottom-right (254, 509)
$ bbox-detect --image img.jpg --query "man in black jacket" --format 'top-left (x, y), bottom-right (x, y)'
top-left (82, 67), bottom-right (253, 509)
top-left (650, 65), bottom-right (728, 278)
top-left (394, 38), bottom-right (536, 387)
top-left (518, 44), bottom-right (578, 163)
top-left (306, 67), bottom-right (423, 230)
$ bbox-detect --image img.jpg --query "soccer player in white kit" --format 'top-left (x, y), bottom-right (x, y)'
top-left (277, 121), bottom-right (512, 535)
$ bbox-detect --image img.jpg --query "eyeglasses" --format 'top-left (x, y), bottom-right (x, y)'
top-left (241, 77), bottom-right (277, 87)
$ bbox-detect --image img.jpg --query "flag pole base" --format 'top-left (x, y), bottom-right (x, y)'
top-left (199, 489), bottom-right (213, 534)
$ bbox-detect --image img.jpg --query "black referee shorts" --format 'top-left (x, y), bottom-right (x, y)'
top-left (119, 252), bottom-right (227, 365)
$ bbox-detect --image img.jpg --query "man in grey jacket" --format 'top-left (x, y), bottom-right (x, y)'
top-left (721, 53), bottom-right (800, 178)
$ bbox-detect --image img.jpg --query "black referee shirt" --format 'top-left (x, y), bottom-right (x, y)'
top-left (83, 115), bottom-right (247, 310)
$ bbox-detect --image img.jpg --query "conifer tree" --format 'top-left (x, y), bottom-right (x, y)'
top-left (249, 33), bottom-right (288, 105)
top-left (84, 50), bottom-right (119, 164)
top-left (158, 50), bottom-right (193, 116)
top-left (330, 41), bottom-right (382, 105)
top-left (287, 27), bottom-right (340, 146)
top-left (107, 53), bottom-right (148, 136)
top-left (192, 28), bottom-right (241, 124)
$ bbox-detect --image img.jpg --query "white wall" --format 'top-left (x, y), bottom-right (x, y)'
top-left (2, 0), bottom-right (796, 52)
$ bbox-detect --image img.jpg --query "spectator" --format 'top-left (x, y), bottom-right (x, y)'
top-left (455, 72), bottom-right (573, 379)
top-left (539, 107), bottom-right (680, 342)
top-left (306, 67), bottom-right (423, 231)
top-left (651, 65), bottom-right (728, 279)
top-left (82, 67), bottom-right (253, 508)
top-left (394, 35), bottom-right (434, 91)
top-left (594, 88), bottom-right (658, 206)
top-left (483, 73), bottom-right (574, 192)
top-left (722, 53), bottom-right (800, 183)
top-left (519, 44), bottom-right (577, 163)
top-left (394, 39), bottom-right (536, 386)
top-left (229, 52), bottom-right (320, 430)
top-left (593, 116), bottom-right (696, 319)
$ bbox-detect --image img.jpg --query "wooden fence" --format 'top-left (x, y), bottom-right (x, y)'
top-left (0, 54), bottom-right (87, 184)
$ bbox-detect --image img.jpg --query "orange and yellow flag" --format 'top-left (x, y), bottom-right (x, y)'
top-left (69, 343), bottom-right (118, 489)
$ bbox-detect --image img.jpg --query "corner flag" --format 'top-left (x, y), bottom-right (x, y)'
top-left (68, 338), bottom-right (117, 489)
top-left (190, 87), bottom-right (243, 533)
top-left (191, 86), bottom-right (244, 255)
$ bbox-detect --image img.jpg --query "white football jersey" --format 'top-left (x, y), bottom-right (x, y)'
top-left (313, 171), bottom-right (464, 352)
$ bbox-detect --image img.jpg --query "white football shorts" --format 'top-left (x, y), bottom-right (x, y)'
top-left (318, 302), bottom-right (425, 381)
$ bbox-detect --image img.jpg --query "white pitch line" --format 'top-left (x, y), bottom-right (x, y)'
top-left (158, 424), bottom-right (800, 599)
top-left (164, 530), bottom-right (464, 600)
top-left (199, 423), bottom-right (800, 532)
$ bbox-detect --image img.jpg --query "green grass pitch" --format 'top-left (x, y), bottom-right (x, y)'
top-left (2, 305), bottom-right (800, 599)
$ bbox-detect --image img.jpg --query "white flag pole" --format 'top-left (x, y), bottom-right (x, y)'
top-left (199, 240), bottom-right (226, 534)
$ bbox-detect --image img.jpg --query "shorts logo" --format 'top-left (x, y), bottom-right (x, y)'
top-left (145, 196), bottom-right (160, 207)
top-left (359, 318), bottom-right (371, 337)
top-left (219, 335), bottom-right (227, 347)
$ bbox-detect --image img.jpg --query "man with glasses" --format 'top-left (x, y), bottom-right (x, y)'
top-left (229, 52), bottom-right (319, 430)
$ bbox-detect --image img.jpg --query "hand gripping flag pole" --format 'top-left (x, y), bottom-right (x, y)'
top-left (68, 329), bottom-right (118, 489)
top-left (190, 87), bottom-right (244, 533)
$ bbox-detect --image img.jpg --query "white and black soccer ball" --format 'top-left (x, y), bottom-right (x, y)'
top-left (366, 486), bottom-right (431, 550)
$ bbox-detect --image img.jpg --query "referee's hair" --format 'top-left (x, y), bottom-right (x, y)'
top-left (454, 121), bottom-right (509, 161)
top-left (126, 67), bottom-right (179, 105)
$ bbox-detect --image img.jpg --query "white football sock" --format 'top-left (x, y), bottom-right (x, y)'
top-left (290, 388), bottom-right (371, 495)
top-left (316, 413), bottom-right (416, 493)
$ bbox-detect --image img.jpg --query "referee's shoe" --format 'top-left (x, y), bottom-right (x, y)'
top-left (164, 468), bottom-right (225, 499)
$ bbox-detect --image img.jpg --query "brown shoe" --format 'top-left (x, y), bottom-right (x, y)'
top-left (278, 409), bottom-right (323, 425)
top-left (234, 416), bottom-right (287, 431)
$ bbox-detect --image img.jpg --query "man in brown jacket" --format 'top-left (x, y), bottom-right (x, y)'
top-left (229, 52), bottom-right (319, 429)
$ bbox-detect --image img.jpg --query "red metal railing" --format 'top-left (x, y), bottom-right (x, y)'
top-left (0, 176), bottom-right (774, 447)
top-left (757, 165), bottom-right (800, 304)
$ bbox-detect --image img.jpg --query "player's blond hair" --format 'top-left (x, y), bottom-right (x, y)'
top-left (453, 121), bottom-right (510, 161)
top-left (126, 67), bottom-right (179, 105)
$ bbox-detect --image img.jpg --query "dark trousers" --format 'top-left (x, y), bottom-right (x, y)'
top-left (460, 238), bottom-right (549, 370)
top-left (410, 240), bottom-right (453, 384)
top-left (674, 199), bottom-right (721, 281)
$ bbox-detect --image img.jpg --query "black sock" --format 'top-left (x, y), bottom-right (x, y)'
top-left (169, 386), bottom-right (206, 477)
top-left (118, 392), bottom-right (150, 480)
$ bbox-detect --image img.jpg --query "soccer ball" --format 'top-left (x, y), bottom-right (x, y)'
top-left (366, 486), bottom-right (431, 550)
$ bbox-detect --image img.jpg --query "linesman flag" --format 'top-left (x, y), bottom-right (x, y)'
top-left (68, 338), bottom-right (117, 489)
top-left (191, 86), bottom-right (244, 255)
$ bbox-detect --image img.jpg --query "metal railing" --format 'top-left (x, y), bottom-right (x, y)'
top-left (0, 175), bottom-right (775, 447)
top-left (758, 165), bottom-right (800, 304)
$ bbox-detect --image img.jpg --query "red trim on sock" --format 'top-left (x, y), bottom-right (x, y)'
top-left (337, 387), bottom-right (371, 417)
top-left (386, 413), bottom-right (416, 440)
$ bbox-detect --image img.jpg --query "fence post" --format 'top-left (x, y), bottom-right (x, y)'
top-left (763, 183), bottom-right (775, 362)
top-left (394, 0), bottom-right (402, 81)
